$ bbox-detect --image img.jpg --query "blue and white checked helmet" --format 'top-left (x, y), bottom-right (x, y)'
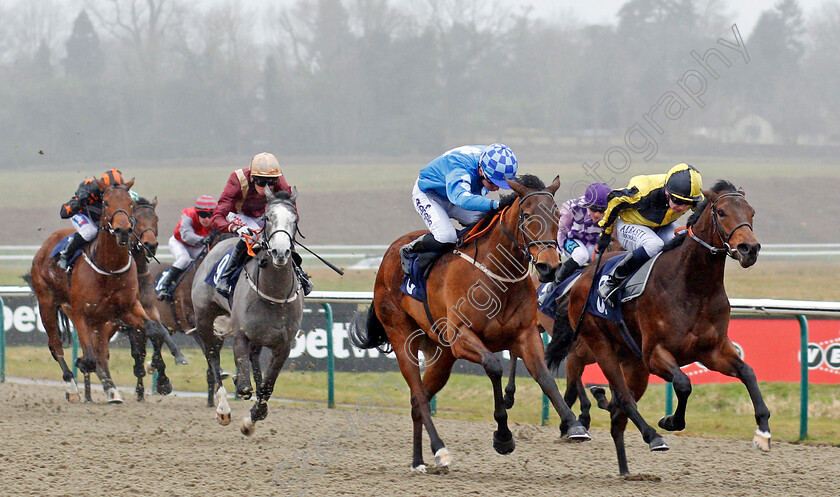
top-left (479, 143), bottom-right (518, 189)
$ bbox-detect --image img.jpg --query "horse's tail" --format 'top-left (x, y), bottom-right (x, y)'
top-left (545, 294), bottom-right (576, 372)
top-left (347, 305), bottom-right (392, 354)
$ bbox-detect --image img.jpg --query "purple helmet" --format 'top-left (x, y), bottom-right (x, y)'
top-left (583, 182), bottom-right (611, 209)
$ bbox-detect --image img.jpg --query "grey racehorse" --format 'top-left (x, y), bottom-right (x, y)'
top-left (192, 188), bottom-right (304, 435)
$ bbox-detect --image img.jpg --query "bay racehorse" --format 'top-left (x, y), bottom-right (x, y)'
top-left (29, 180), bottom-right (169, 403)
top-left (349, 175), bottom-right (590, 473)
top-left (545, 180), bottom-right (766, 475)
top-left (192, 189), bottom-right (304, 433)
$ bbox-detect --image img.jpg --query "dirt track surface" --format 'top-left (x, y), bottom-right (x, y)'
top-left (1, 383), bottom-right (838, 497)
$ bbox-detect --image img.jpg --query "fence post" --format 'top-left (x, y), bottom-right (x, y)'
top-left (72, 325), bottom-right (79, 380)
top-left (1, 296), bottom-right (5, 383)
top-left (323, 303), bottom-right (335, 408)
top-left (797, 315), bottom-right (809, 440)
top-left (665, 382), bottom-right (674, 415)
top-left (541, 332), bottom-right (549, 426)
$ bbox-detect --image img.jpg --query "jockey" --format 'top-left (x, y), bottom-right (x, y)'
top-left (157, 195), bottom-right (217, 301)
top-left (57, 169), bottom-right (131, 271)
top-left (399, 143), bottom-right (518, 274)
top-left (596, 163), bottom-right (704, 302)
top-left (211, 152), bottom-right (312, 297)
top-left (552, 182), bottom-right (611, 285)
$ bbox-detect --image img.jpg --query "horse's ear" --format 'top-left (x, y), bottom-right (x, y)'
top-left (290, 186), bottom-right (298, 203)
top-left (737, 187), bottom-right (745, 196)
top-left (124, 178), bottom-right (135, 190)
top-left (508, 179), bottom-right (528, 197)
top-left (265, 186), bottom-right (276, 202)
top-left (152, 196), bottom-right (158, 208)
top-left (95, 179), bottom-right (108, 191)
top-left (547, 175), bottom-right (561, 195)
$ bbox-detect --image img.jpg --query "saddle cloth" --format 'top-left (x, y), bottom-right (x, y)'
top-left (204, 246), bottom-right (244, 301)
top-left (49, 234), bottom-right (83, 269)
top-left (585, 252), bottom-right (662, 323)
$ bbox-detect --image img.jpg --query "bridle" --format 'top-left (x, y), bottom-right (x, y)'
top-left (247, 202), bottom-right (300, 304)
top-left (100, 186), bottom-right (135, 239)
top-left (130, 202), bottom-right (159, 261)
top-left (499, 190), bottom-right (559, 261)
top-left (687, 192), bottom-right (753, 259)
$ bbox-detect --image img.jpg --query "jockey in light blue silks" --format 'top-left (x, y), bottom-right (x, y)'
top-left (399, 143), bottom-right (518, 274)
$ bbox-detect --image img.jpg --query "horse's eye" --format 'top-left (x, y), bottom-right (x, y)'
top-left (522, 212), bottom-right (531, 220)
top-left (717, 209), bottom-right (725, 217)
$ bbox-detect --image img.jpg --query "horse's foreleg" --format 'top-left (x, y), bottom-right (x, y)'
top-left (514, 327), bottom-right (591, 442)
top-left (703, 346), bottom-right (772, 451)
top-left (250, 345), bottom-right (263, 392)
top-left (503, 354), bottom-right (517, 409)
top-left (125, 325), bottom-right (147, 401)
top-left (95, 322), bottom-right (122, 404)
top-left (242, 346), bottom-right (291, 437)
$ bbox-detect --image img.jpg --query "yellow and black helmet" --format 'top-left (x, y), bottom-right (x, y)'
top-left (664, 163), bottom-right (703, 204)
top-left (100, 168), bottom-right (126, 186)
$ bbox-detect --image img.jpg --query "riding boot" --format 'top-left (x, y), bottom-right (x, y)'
top-left (291, 251), bottom-right (313, 296)
top-left (57, 232), bottom-right (87, 271)
top-left (399, 233), bottom-right (450, 275)
top-left (597, 247), bottom-right (650, 303)
top-left (216, 240), bottom-right (249, 297)
top-left (157, 266), bottom-right (184, 301)
top-left (554, 258), bottom-right (583, 286)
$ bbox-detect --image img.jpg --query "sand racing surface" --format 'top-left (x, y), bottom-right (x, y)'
top-left (0, 382), bottom-right (838, 496)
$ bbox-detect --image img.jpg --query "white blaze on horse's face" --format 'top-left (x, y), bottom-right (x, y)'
top-left (263, 198), bottom-right (297, 268)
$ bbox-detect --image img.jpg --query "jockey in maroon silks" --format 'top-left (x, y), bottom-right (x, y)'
top-left (211, 152), bottom-right (312, 296)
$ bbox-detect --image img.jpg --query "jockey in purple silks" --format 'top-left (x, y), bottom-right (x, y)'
top-left (551, 182), bottom-right (611, 286)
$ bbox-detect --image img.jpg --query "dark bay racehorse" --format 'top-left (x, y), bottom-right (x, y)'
top-left (192, 189), bottom-right (303, 433)
top-left (29, 181), bottom-right (167, 403)
top-left (545, 180), bottom-right (766, 476)
top-left (125, 196), bottom-right (184, 399)
top-left (349, 175), bottom-right (590, 473)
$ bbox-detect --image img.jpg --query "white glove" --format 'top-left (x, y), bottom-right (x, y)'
top-left (235, 226), bottom-right (252, 237)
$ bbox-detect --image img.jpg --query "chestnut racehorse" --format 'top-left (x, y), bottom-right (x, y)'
top-left (545, 180), bottom-right (766, 475)
top-left (29, 181), bottom-right (167, 403)
top-left (349, 175), bottom-right (590, 473)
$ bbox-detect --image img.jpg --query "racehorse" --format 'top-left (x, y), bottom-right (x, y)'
top-left (124, 196), bottom-right (184, 399)
top-left (29, 180), bottom-right (168, 403)
top-left (348, 175), bottom-right (590, 473)
top-left (149, 230), bottom-right (233, 407)
top-left (192, 189), bottom-right (304, 433)
top-left (545, 180), bottom-right (766, 476)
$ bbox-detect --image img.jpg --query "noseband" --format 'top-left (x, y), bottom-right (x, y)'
top-left (101, 186), bottom-right (135, 237)
top-left (500, 190), bottom-right (558, 259)
top-left (688, 192), bottom-right (753, 259)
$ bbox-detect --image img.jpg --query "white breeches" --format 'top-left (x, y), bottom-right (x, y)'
top-left (614, 219), bottom-right (679, 258)
top-left (71, 214), bottom-right (99, 241)
top-left (168, 236), bottom-right (204, 270)
top-left (411, 180), bottom-right (483, 244)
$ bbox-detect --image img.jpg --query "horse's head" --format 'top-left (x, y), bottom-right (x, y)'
top-left (96, 178), bottom-right (136, 246)
top-left (132, 196), bottom-right (159, 259)
top-left (508, 175), bottom-right (562, 282)
top-left (693, 180), bottom-right (760, 268)
top-left (261, 187), bottom-right (298, 268)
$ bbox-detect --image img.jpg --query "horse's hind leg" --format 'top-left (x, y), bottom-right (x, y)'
top-left (561, 349), bottom-right (592, 433)
top-left (94, 322), bottom-right (123, 404)
top-left (125, 325), bottom-right (147, 401)
top-left (702, 346), bottom-right (772, 451)
top-left (40, 302), bottom-right (79, 402)
top-left (503, 354), bottom-right (517, 409)
top-left (147, 322), bottom-right (173, 396)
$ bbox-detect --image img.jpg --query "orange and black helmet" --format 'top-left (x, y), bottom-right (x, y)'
top-left (100, 169), bottom-right (126, 186)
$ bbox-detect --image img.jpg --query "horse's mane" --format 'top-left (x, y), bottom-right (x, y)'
top-left (661, 179), bottom-right (738, 252)
top-left (135, 196), bottom-right (154, 207)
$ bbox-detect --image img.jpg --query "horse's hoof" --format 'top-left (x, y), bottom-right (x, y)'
top-left (658, 414), bottom-right (685, 432)
top-left (565, 423), bottom-right (592, 442)
top-left (411, 464), bottom-right (427, 474)
top-left (753, 430), bottom-right (771, 452)
top-left (559, 420), bottom-right (570, 436)
top-left (502, 393), bottom-right (515, 410)
top-left (145, 361), bottom-right (156, 374)
top-left (649, 435), bottom-right (670, 451)
top-left (174, 354), bottom-right (189, 365)
top-left (156, 378), bottom-right (173, 396)
top-left (493, 431), bottom-right (516, 455)
top-left (237, 387), bottom-right (253, 400)
top-left (434, 448), bottom-right (453, 468)
top-left (220, 369), bottom-right (231, 380)
top-left (216, 411), bottom-right (231, 426)
top-left (241, 416), bottom-right (256, 436)
top-left (106, 388), bottom-right (124, 404)
top-left (589, 386), bottom-right (609, 410)
top-left (66, 392), bottom-right (80, 403)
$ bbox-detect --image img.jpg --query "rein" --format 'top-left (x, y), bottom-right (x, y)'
top-left (130, 203), bottom-right (160, 263)
top-left (687, 192), bottom-right (753, 259)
